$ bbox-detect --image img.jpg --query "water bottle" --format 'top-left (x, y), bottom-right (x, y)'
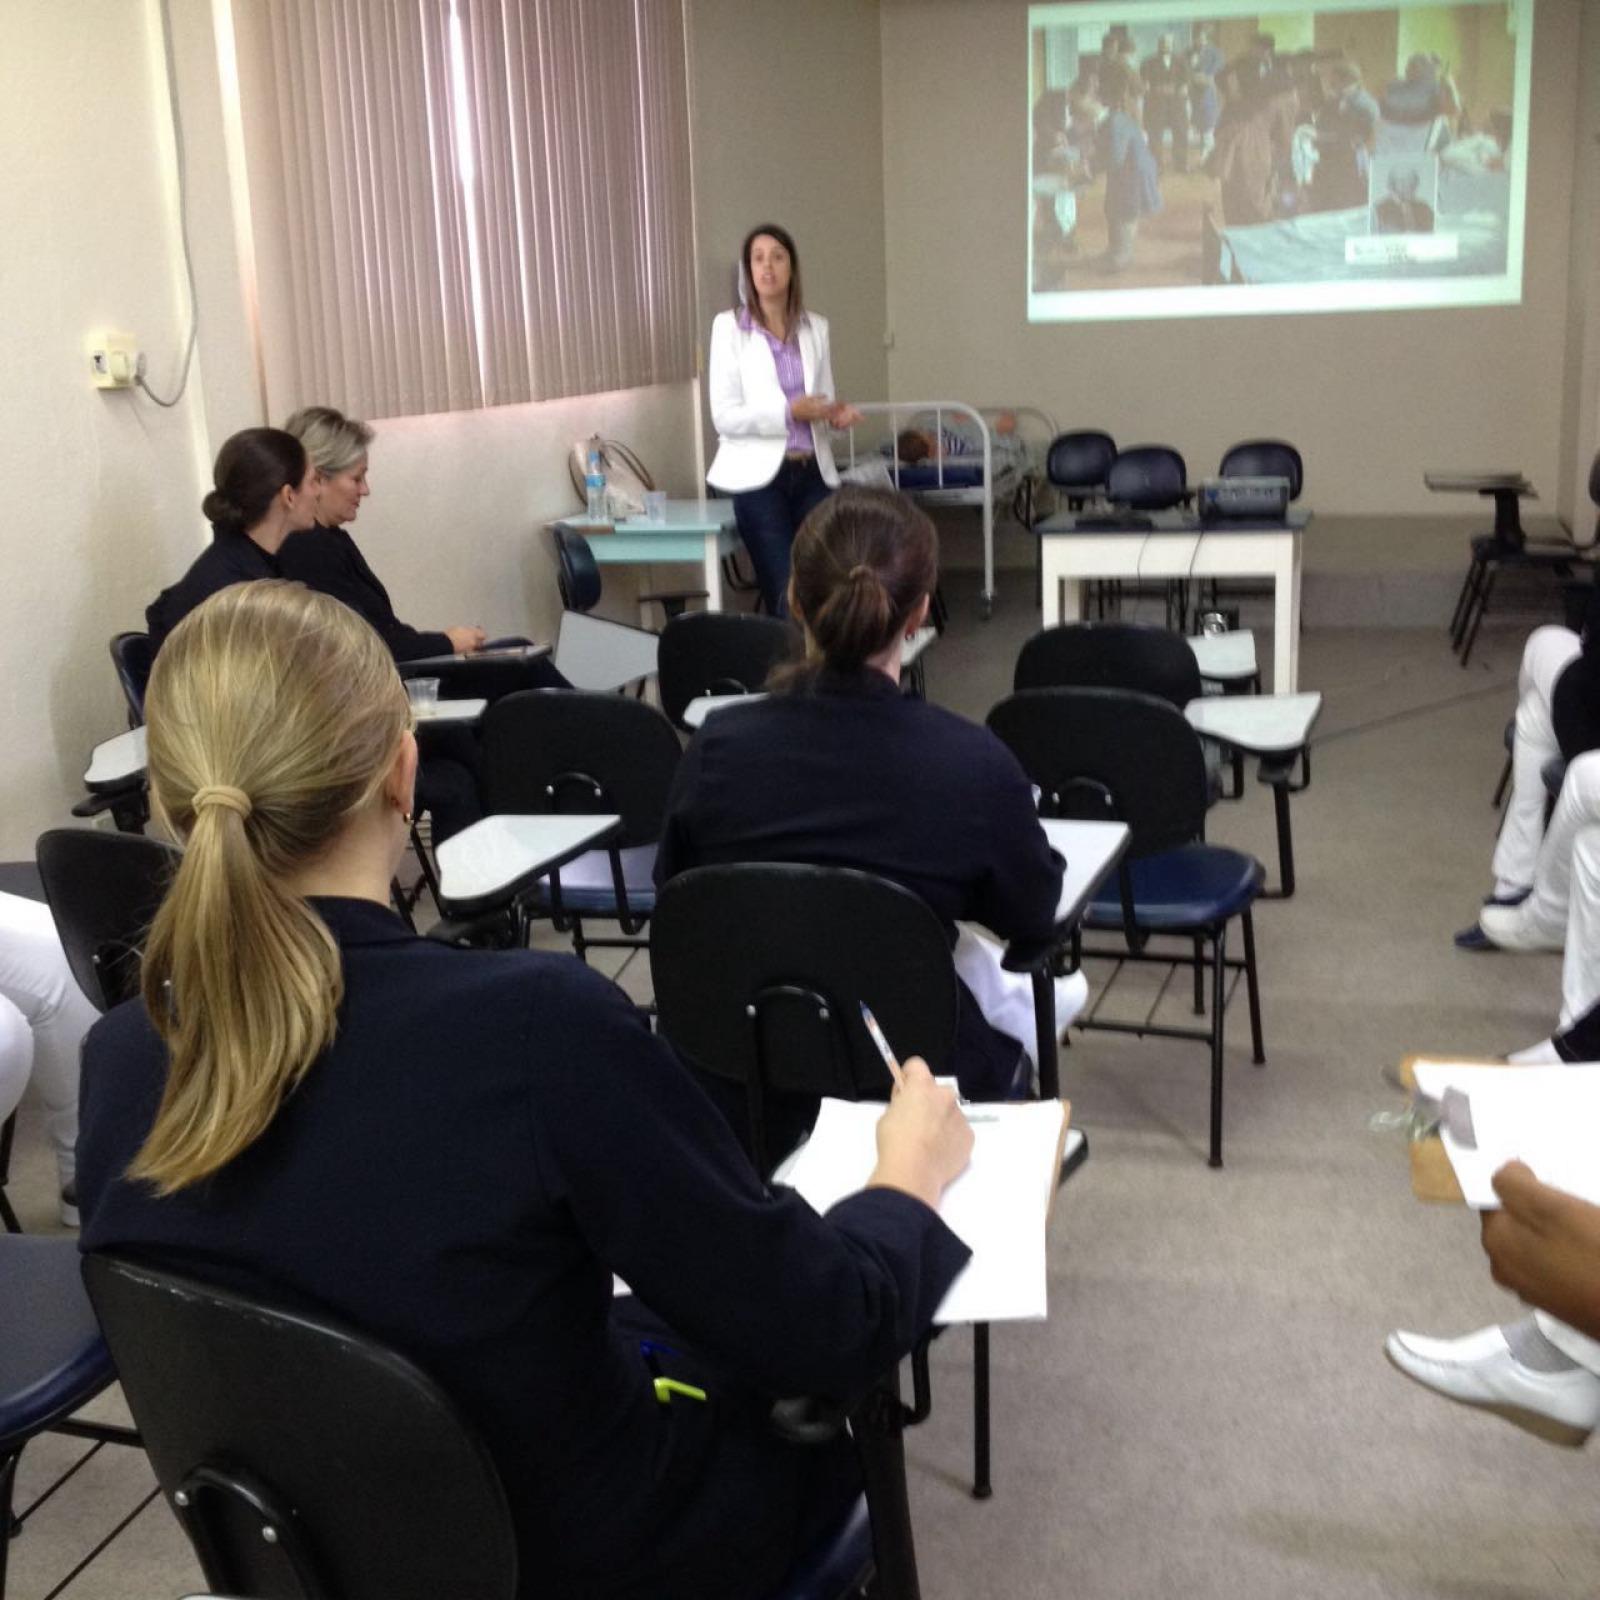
top-left (584, 444), bottom-right (607, 520)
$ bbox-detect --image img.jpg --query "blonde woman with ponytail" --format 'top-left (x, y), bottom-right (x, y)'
top-left (75, 580), bottom-right (974, 1600)
top-left (657, 487), bottom-right (1086, 1126)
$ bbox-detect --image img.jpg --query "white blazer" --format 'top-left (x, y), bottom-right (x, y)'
top-left (706, 309), bottom-right (840, 494)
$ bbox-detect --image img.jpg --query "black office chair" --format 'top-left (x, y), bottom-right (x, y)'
top-left (84, 1251), bottom-right (921, 1600)
top-left (1, 1238), bottom-right (136, 1600)
top-left (1015, 621), bottom-right (1201, 707)
top-left (1451, 453), bottom-right (1600, 666)
top-left (988, 687), bottom-right (1265, 1168)
top-left (652, 862), bottom-right (1083, 1504)
top-left (1040, 430), bottom-right (1118, 612)
top-left (109, 632), bottom-right (154, 727)
top-left (1106, 444), bottom-right (1188, 512)
top-left (474, 689), bottom-right (681, 958)
top-left (35, 830), bottom-right (179, 1015)
top-left (1219, 439), bottom-right (1304, 502)
top-left (550, 524), bottom-right (707, 628)
top-left (656, 611), bottom-right (796, 731)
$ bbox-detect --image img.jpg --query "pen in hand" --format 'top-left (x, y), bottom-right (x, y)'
top-left (859, 1002), bottom-right (906, 1091)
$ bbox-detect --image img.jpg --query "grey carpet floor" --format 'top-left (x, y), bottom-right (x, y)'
top-left (7, 591), bottom-right (1597, 1599)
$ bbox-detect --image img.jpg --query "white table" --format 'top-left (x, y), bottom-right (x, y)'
top-left (1188, 629), bottom-right (1258, 686)
top-left (435, 813), bottom-right (623, 918)
top-left (410, 698), bottom-right (488, 726)
top-left (1036, 510), bottom-right (1308, 692)
top-left (554, 500), bottom-right (739, 611)
top-left (682, 692), bottom-right (767, 730)
top-left (1185, 692), bottom-right (1322, 898)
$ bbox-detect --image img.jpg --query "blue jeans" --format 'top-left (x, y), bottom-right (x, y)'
top-left (732, 456), bottom-right (832, 617)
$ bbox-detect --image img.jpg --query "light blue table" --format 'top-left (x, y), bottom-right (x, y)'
top-left (553, 499), bottom-right (739, 610)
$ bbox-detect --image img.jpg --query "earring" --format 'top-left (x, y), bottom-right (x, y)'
top-left (400, 810), bottom-right (414, 827)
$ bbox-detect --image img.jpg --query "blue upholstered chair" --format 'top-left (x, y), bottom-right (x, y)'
top-left (988, 685), bottom-right (1265, 1168)
top-left (0, 1237), bottom-right (134, 1600)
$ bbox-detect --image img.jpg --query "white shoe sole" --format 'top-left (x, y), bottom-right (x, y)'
top-left (1383, 1342), bottom-right (1593, 1448)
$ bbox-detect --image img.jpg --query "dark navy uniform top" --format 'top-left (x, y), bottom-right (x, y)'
top-left (278, 523), bottom-right (452, 662)
top-left (77, 898), bottom-right (968, 1600)
top-left (655, 666), bottom-right (1065, 1098)
top-left (144, 533), bottom-right (279, 657)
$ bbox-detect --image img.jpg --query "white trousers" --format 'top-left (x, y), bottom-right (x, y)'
top-left (1536, 1310), bottom-right (1600, 1375)
top-left (1516, 750), bottom-right (1600, 953)
top-left (953, 925), bottom-right (1089, 1074)
top-left (1492, 626), bottom-right (1582, 896)
top-left (0, 891), bottom-right (99, 1187)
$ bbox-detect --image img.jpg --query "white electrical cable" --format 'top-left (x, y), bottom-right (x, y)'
top-left (135, 0), bottom-right (199, 410)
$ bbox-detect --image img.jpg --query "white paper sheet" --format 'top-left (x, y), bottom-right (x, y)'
top-left (1411, 1062), bottom-right (1600, 1209)
top-left (779, 1097), bottom-right (1068, 1324)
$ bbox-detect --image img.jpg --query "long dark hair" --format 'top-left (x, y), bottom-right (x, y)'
top-left (201, 428), bottom-right (307, 539)
top-left (777, 489), bottom-right (938, 686)
top-left (735, 222), bottom-right (805, 337)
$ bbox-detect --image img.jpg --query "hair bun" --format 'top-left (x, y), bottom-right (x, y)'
top-left (202, 488), bottom-right (244, 532)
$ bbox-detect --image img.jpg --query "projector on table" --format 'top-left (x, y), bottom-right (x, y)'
top-left (1198, 476), bottom-right (1292, 524)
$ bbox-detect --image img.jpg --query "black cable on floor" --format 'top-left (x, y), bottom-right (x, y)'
top-left (1306, 676), bottom-right (1515, 750)
top-left (36, 1485), bottom-right (162, 1600)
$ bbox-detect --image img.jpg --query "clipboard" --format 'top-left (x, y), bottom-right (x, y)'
top-left (1396, 1054), bottom-right (1523, 1205)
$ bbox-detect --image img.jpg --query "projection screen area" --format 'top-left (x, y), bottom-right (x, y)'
top-left (1027, 0), bottom-right (1532, 321)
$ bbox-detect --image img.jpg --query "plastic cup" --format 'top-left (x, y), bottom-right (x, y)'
top-left (644, 490), bottom-right (668, 524)
top-left (405, 677), bottom-right (441, 714)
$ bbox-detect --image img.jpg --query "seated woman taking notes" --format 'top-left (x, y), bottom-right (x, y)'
top-left (656, 488), bottom-right (1087, 1123)
top-left (75, 581), bottom-right (973, 1600)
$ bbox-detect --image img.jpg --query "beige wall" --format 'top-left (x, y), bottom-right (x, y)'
top-left (1557, 1), bottom-right (1600, 526)
top-left (881, 0), bottom-right (1580, 522)
top-left (0, 0), bottom-right (212, 859)
top-left (687, 0), bottom-right (889, 412)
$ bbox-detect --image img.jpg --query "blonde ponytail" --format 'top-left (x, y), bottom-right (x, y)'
top-left (131, 581), bottom-right (409, 1194)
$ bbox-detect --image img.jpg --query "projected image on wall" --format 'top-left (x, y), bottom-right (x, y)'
top-left (1027, 0), bottom-right (1532, 321)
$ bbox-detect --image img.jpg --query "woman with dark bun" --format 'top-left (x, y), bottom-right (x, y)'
top-left (657, 488), bottom-right (1085, 1133)
top-left (145, 427), bottom-right (318, 657)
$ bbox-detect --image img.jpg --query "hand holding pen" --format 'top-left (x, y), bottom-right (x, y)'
top-left (860, 1003), bottom-right (973, 1209)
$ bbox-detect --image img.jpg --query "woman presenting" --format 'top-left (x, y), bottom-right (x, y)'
top-left (706, 224), bottom-right (862, 617)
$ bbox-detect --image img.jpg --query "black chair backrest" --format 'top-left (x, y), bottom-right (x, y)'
top-left (82, 1253), bottom-right (517, 1600)
top-left (1045, 431), bottom-right (1117, 499)
top-left (1013, 622), bottom-right (1202, 708)
top-left (651, 864), bottom-right (959, 1175)
top-left (480, 690), bottom-right (680, 848)
top-left (1219, 438), bottom-right (1304, 502)
top-left (987, 687), bottom-right (1207, 859)
top-left (1589, 450), bottom-right (1600, 510)
top-left (1106, 445), bottom-right (1188, 511)
top-left (550, 525), bottom-right (602, 614)
top-left (656, 611), bottom-right (796, 729)
top-left (109, 633), bottom-right (155, 726)
top-left (35, 829), bottom-right (179, 1011)
top-left (397, 652), bottom-right (556, 704)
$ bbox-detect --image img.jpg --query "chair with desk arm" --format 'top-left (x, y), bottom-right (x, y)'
top-left (1445, 455), bottom-right (1600, 667)
top-left (657, 611), bottom-right (797, 732)
top-left (987, 687), bottom-right (1265, 1168)
top-left (651, 861), bottom-right (1087, 1505)
top-left (448, 689), bottom-right (680, 961)
top-left (83, 1249), bottom-right (922, 1600)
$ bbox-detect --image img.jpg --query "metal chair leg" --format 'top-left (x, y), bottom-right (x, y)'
top-left (1, 1447), bottom-right (19, 1598)
top-left (1209, 923), bottom-right (1228, 1169)
top-left (1449, 556), bottom-right (1482, 645)
top-left (1192, 936), bottom-right (1205, 1014)
top-left (1492, 752), bottom-right (1512, 810)
top-left (971, 1322), bottom-right (992, 1500)
top-left (1459, 565), bottom-right (1497, 666)
top-left (1240, 909), bottom-right (1265, 1065)
top-left (1031, 966), bottom-right (1059, 1101)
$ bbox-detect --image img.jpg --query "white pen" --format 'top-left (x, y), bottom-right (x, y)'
top-left (858, 1002), bottom-right (906, 1091)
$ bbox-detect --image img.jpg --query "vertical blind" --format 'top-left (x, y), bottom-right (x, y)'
top-left (236, 0), bottom-right (697, 421)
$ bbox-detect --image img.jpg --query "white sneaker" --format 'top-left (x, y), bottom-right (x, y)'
top-left (1385, 1325), bottom-right (1600, 1446)
top-left (1478, 902), bottom-right (1564, 953)
top-left (59, 1184), bottom-right (79, 1229)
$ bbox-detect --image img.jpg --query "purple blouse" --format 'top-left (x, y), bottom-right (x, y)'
top-left (740, 309), bottom-right (812, 455)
